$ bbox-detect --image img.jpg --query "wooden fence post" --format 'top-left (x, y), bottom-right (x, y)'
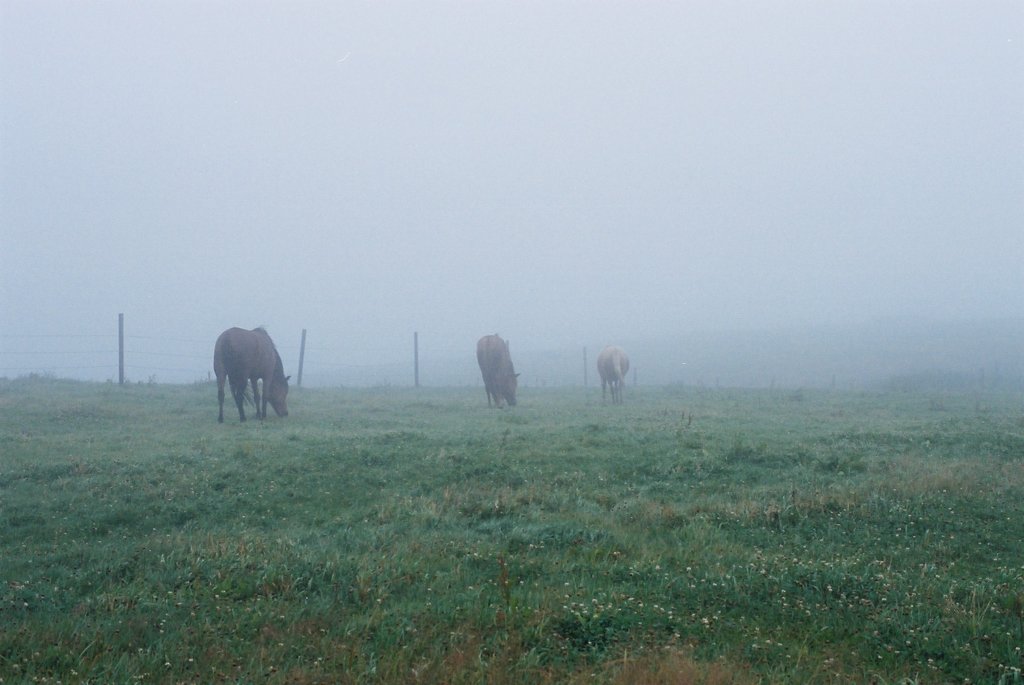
top-left (118, 313), bottom-right (125, 385)
top-left (297, 329), bottom-right (307, 388)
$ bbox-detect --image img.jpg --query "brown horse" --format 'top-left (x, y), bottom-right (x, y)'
top-left (597, 345), bottom-right (629, 404)
top-left (214, 327), bottom-right (290, 422)
top-left (476, 334), bottom-right (519, 407)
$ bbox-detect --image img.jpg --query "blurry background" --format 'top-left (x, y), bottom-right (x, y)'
top-left (2, 1), bottom-right (1021, 388)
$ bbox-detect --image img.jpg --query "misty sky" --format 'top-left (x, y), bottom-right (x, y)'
top-left (2, 1), bottom-right (1022, 380)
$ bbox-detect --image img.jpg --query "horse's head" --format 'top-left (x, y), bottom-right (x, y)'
top-left (268, 374), bottom-right (290, 417)
top-left (501, 371), bottom-right (519, 407)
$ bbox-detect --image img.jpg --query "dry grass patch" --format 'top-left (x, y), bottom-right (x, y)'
top-left (592, 647), bottom-right (757, 685)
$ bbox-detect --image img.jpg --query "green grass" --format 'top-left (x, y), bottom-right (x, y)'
top-left (1, 377), bottom-right (1023, 684)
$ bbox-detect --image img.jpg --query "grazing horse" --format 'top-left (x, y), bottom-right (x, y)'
top-left (597, 346), bottom-right (629, 404)
top-left (476, 334), bottom-right (519, 408)
top-left (214, 327), bottom-right (290, 422)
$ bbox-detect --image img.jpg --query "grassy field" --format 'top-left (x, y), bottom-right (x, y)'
top-left (1, 377), bottom-right (1022, 684)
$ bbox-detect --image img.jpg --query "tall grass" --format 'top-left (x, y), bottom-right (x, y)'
top-left (1, 377), bottom-right (1022, 683)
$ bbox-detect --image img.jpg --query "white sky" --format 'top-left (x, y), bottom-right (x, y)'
top-left (2, 0), bottom-right (1022, 378)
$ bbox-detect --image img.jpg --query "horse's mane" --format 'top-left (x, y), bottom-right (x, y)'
top-left (253, 326), bottom-right (276, 348)
top-left (252, 327), bottom-right (285, 374)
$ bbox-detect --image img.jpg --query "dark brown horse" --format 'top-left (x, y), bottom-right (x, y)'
top-left (476, 334), bottom-right (518, 408)
top-left (214, 327), bottom-right (290, 422)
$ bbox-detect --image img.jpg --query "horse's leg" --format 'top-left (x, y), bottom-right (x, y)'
top-left (252, 376), bottom-right (264, 420)
top-left (217, 374), bottom-right (226, 423)
top-left (261, 377), bottom-right (271, 419)
top-left (487, 379), bottom-right (503, 408)
top-left (232, 379), bottom-right (247, 422)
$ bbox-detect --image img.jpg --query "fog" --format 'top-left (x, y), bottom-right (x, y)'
top-left (2, 1), bottom-right (1022, 387)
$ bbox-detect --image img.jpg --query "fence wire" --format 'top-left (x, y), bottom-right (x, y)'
top-left (0, 330), bottom-right (502, 387)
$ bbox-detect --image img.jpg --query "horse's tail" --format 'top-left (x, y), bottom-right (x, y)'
top-left (228, 379), bottom-right (255, 407)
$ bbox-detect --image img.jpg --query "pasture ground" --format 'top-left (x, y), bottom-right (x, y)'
top-left (1, 377), bottom-right (1023, 684)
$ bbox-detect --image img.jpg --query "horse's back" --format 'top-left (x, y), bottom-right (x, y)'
top-left (215, 327), bottom-right (274, 378)
top-left (597, 346), bottom-right (629, 382)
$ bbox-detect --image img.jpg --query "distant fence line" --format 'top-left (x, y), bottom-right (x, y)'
top-left (10, 316), bottom-right (1015, 391)
top-left (0, 334), bottom-right (428, 385)
top-left (0, 331), bottom-right (209, 379)
top-left (0, 315), bottom-right (592, 388)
